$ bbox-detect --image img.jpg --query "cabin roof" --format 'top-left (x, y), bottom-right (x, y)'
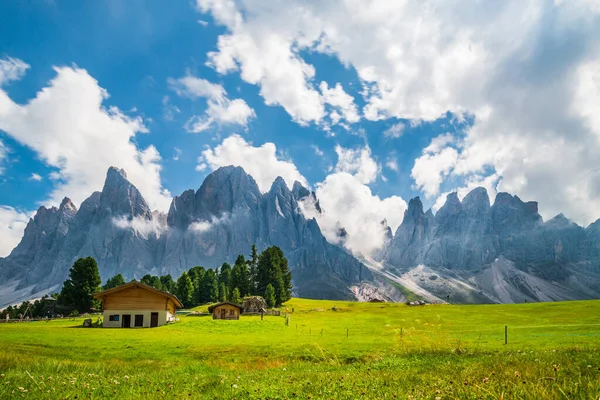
top-left (93, 281), bottom-right (183, 308)
top-left (208, 301), bottom-right (244, 313)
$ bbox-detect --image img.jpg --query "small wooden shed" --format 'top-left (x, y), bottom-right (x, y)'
top-left (93, 282), bottom-right (182, 328)
top-left (208, 301), bottom-right (243, 320)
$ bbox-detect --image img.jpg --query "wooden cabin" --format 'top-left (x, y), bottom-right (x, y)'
top-left (93, 282), bottom-right (182, 328)
top-left (208, 301), bottom-right (243, 320)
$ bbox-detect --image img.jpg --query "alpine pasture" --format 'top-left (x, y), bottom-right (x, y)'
top-left (1, 299), bottom-right (599, 399)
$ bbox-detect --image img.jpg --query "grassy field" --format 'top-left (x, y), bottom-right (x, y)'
top-left (0, 299), bottom-right (599, 399)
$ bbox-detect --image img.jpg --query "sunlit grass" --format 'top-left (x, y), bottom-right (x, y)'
top-left (0, 299), bottom-right (599, 398)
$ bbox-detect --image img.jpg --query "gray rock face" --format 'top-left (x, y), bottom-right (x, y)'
top-left (381, 187), bottom-right (600, 302)
top-left (0, 166), bottom-right (369, 306)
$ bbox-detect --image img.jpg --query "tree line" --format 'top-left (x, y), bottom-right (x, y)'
top-left (3, 245), bottom-right (293, 316)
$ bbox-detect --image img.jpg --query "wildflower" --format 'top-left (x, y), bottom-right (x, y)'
top-left (587, 365), bottom-right (591, 368)
top-left (124, 375), bottom-right (129, 380)
top-left (283, 368), bottom-right (287, 371)
top-left (553, 364), bottom-right (560, 372)
top-left (482, 377), bottom-right (489, 383)
top-left (514, 371), bottom-right (521, 378)
top-left (436, 397), bottom-right (441, 400)
top-left (0, 374), bottom-right (4, 377)
top-left (232, 384), bottom-right (238, 389)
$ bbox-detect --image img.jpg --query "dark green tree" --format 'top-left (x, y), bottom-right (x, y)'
top-left (218, 263), bottom-right (232, 288)
top-left (103, 274), bottom-right (125, 290)
top-left (176, 271), bottom-right (194, 308)
top-left (219, 282), bottom-right (228, 302)
top-left (231, 255), bottom-right (251, 296)
top-left (159, 275), bottom-right (176, 293)
top-left (256, 246), bottom-right (292, 304)
top-left (141, 274), bottom-right (162, 290)
top-left (59, 257), bottom-right (102, 313)
top-left (199, 269), bottom-right (219, 303)
top-left (264, 284), bottom-right (276, 308)
top-left (188, 266), bottom-right (206, 306)
top-left (248, 244), bottom-right (259, 293)
top-left (231, 287), bottom-right (241, 304)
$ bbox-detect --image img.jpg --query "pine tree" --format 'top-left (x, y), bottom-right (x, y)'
top-left (248, 244), bottom-right (259, 294)
top-left (59, 257), bottom-right (102, 313)
top-left (231, 287), bottom-right (241, 304)
top-left (176, 271), bottom-right (194, 308)
top-left (265, 284), bottom-right (276, 308)
top-left (188, 266), bottom-right (206, 306)
top-left (199, 269), bottom-right (219, 303)
top-left (159, 275), bottom-right (175, 293)
top-left (219, 263), bottom-right (232, 288)
top-left (231, 255), bottom-right (251, 296)
top-left (141, 275), bottom-right (162, 290)
top-left (103, 273), bottom-right (125, 290)
top-left (219, 282), bottom-right (228, 302)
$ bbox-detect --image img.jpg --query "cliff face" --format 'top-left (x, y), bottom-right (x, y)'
top-left (0, 166), bottom-right (369, 307)
top-left (380, 188), bottom-right (600, 303)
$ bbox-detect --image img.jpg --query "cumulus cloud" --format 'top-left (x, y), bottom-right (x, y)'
top-left (319, 81), bottom-right (360, 126)
top-left (112, 216), bottom-right (167, 239)
top-left (384, 123), bottom-right (405, 139)
top-left (198, 134), bottom-right (308, 191)
top-left (334, 145), bottom-right (380, 185)
top-left (0, 206), bottom-right (31, 257)
top-left (197, 1), bottom-right (600, 226)
top-left (169, 73), bottom-right (255, 133)
top-left (385, 157), bottom-right (399, 172)
top-left (0, 62), bottom-right (172, 212)
top-left (0, 57), bottom-right (29, 86)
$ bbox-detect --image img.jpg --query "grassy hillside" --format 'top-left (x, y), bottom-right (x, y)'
top-left (0, 299), bottom-right (599, 399)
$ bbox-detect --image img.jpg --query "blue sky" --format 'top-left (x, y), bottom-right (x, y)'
top-left (1, 0), bottom-right (600, 257)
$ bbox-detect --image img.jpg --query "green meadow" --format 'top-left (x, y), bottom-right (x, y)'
top-left (1, 299), bottom-right (599, 399)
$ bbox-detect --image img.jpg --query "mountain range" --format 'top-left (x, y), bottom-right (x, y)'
top-left (1, 166), bottom-right (600, 308)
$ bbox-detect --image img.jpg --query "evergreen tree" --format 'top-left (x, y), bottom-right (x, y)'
top-left (199, 269), bottom-right (219, 303)
top-left (59, 257), bottom-right (102, 313)
top-left (264, 284), bottom-right (276, 308)
top-left (218, 282), bottom-right (228, 302)
top-left (218, 263), bottom-right (232, 289)
top-left (141, 274), bottom-right (162, 290)
top-left (231, 287), bottom-right (241, 304)
top-left (159, 275), bottom-right (175, 293)
top-left (176, 271), bottom-right (194, 308)
top-left (248, 244), bottom-right (259, 294)
top-left (231, 255), bottom-right (251, 296)
top-left (256, 246), bottom-right (292, 303)
top-left (188, 266), bottom-right (206, 306)
top-left (103, 274), bottom-right (125, 290)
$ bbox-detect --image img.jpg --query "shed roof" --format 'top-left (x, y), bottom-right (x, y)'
top-left (93, 281), bottom-right (183, 308)
top-left (208, 301), bottom-right (244, 313)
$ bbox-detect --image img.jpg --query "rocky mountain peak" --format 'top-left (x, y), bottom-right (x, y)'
top-left (462, 187), bottom-right (490, 216)
top-left (292, 180), bottom-right (310, 200)
top-left (99, 167), bottom-right (150, 218)
top-left (59, 197), bottom-right (77, 213)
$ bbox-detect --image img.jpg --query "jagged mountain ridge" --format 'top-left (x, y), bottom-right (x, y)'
top-left (379, 188), bottom-right (600, 303)
top-left (0, 166), bottom-right (370, 307)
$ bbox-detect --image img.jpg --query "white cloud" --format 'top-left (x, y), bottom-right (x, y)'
top-left (198, 134), bottom-right (308, 191)
top-left (112, 216), bottom-right (167, 239)
top-left (0, 57), bottom-right (29, 86)
top-left (197, 1), bottom-right (600, 225)
top-left (0, 206), bottom-right (31, 257)
top-left (0, 63), bottom-right (172, 213)
top-left (424, 133), bottom-right (455, 154)
top-left (319, 81), bottom-right (360, 125)
top-left (190, 213), bottom-right (231, 233)
top-left (0, 140), bottom-right (7, 174)
top-left (169, 74), bottom-right (255, 132)
top-left (173, 147), bottom-right (182, 161)
top-left (312, 145), bottom-right (324, 157)
top-left (334, 145), bottom-right (380, 185)
top-left (384, 123), bottom-right (405, 139)
top-left (28, 173), bottom-right (42, 182)
top-left (162, 96), bottom-right (180, 121)
top-left (385, 158), bottom-right (398, 172)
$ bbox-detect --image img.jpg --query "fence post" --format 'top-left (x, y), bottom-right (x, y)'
top-left (505, 325), bottom-right (508, 345)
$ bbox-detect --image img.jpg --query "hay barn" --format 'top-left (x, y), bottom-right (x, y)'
top-left (93, 282), bottom-right (182, 328)
top-left (208, 301), bottom-right (243, 320)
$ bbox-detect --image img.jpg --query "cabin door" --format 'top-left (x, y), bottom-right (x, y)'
top-left (220, 309), bottom-right (226, 319)
top-left (150, 312), bottom-right (158, 327)
top-left (122, 314), bottom-right (131, 328)
top-left (134, 315), bottom-right (144, 327)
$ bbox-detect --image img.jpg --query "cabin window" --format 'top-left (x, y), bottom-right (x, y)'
top-left (109, 315), bottom-right (119, 322)
top-left (229, 309), bottom-right (235, 316)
